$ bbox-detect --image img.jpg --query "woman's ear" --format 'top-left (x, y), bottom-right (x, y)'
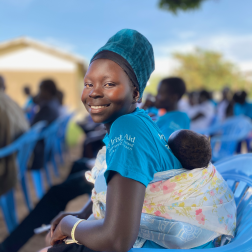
top-left (133, 87), bottom-right (140, 103)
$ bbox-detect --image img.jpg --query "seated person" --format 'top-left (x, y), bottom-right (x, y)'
top-left (39, 30), bottom-right (235, 252)
top-left (0, 76), bottom-right (29, 197)
top-left (168, 129), bottom-right (211, 170)
top-left (233, 90), bottom-right (252, 119)
top-left (141, 93), bottom-right (158, 119)
top-left (23, 86), bottom-right (37, 123)
top-left (56, 90), bottom-right (69, 117)
top-left (216, 87), bottom-right (232, 123)
top-left (30, 79), bottom-right (61, 170)
top-left (189, 90), bottom-right (215, 131)
top-left (31, 79), bottom-right (60, 126)
top-left (155, 77), bottom-right (190, 140)
top-left (44, 132), bottom-right (235, 250)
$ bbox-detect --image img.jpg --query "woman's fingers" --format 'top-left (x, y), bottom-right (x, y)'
top-left (50, 212), bottom-right (68, 236)
top-left (51, 211), bottom-right (79, 233)
top-left (50, 224), bottom-right (67, 246)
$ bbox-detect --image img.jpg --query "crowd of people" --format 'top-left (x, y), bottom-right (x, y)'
top-left (0, 28), bottom-right (246, 252)
top-left (143, 84), bottom-right (251, 134)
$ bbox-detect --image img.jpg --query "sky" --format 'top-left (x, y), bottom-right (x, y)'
top-left (1, 0), bottom-right (252, 75)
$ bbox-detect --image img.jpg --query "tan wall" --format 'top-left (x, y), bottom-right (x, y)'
top-left (0, 70), bottom-right (83, 111)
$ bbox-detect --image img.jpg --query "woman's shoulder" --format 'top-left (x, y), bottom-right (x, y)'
top-left (111, 109), bottom-right (150, 131)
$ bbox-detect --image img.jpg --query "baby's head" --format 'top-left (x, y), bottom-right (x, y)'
top-left (168, 130), bottom-right (212, 170)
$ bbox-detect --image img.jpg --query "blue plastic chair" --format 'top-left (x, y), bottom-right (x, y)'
top-left (31, 114), bottom-right (74, 198)
top-left (31, 120), bottom-right (61, 196)
top-left (197, 116), bottom-right (252, 161)
top-left (0, 121), bottom-right (46, 232)
top-left (0, 189), bottom-right (17, 233)
top-left (55, 113), bottom-right (74, 164)
top-left (130, 154), bottom-right (252, 251)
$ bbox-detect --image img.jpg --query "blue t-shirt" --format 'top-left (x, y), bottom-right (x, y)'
top-left (104, 108), bottom-right (182, 187)
top-left (156, 111), bottom-right (190, 140)
top-left (103, 108), bottom-right (212, 249)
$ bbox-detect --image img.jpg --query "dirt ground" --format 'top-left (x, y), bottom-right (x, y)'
top-left (0, 140), bottom-right (89, 252)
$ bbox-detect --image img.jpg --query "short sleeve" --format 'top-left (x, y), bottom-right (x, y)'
top-left (104, 114), bottom-right (160, 187)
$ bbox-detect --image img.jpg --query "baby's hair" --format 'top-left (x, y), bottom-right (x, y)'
top-left (168, 130), bottom-right (212, 170)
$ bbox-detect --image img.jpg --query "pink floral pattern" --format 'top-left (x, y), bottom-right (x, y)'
top-left (90, 150), bottom-right (236, 238)
top-left (195, 209), bottom-right (205, 225)
top-left (195, 209), bottom-right (202, 215)
top-left (162, 180), bottom-right (176, 194)
top-left (150, 181), bottom-right (162, 192)
top-left (154, 211), bottom-right (172, 219)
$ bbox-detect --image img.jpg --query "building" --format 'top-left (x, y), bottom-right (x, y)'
top-left (0, 37), bottom-right (87, 112)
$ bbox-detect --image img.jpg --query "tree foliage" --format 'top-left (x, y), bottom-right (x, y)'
top-left (158, 0), bottom-right (207, 13)
top-left (145, 48), bottom-right (252, 96)
top-left (172, 48), bottom-right (252, 92)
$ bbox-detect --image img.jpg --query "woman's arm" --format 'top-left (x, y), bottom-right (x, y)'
top-left (50, 198), bottom-right (93, 235)
top-left (51, 172), bottom-right (146, 252)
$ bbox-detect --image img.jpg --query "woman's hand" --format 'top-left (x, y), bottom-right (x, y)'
top-left (50, 199), bottom-right (93, 236)
top-left (50, 218), bottom-right (68, 245)
top-left (48, 174), bottom-right (146, 252)
top-left (50, 211), bottom-right (79, 236)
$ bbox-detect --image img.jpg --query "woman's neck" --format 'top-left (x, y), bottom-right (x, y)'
top-left (104, 105), bottom-right (137, 134)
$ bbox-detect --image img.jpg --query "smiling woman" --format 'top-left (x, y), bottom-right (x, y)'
top-left (41, 29), bottom-right (186, 252)
top-left (82, 58), bottom-right (137, 127)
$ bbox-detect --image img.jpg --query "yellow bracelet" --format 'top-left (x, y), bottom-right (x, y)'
top-left (71, 219), bottom-right (85, 244)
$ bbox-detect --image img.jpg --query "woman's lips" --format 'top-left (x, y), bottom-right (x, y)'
top-left (88, 104), bottom-right (110, 113)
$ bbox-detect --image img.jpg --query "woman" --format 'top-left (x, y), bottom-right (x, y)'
top-left (41, 29), bottom-right (223, 252)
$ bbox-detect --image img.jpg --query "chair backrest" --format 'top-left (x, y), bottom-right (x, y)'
top-left (198, 116), bottom-right (252, 161)
top-left (214, 154), bottom-right (252, 250)
top-left (57, 113), bottom-right (74, 139)
top-left (0, 121), bottom-right (46, 178)
top-left (17, 121), bottom-right (47, 178)
top-left (39, 114), bottom-right (74, 156)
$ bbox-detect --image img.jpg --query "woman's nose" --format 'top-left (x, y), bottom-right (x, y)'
top-left (89, 85), bottom-right (103, 98)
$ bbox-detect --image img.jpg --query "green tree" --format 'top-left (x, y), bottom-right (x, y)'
top-left (144, 75), bottom-right (163, 95)
top-left (145, 48), bottom-right (252, 96)
top-left (158, 0), bottom-right (207, 13)
top-left (172, 48), bottom-right (252, 93)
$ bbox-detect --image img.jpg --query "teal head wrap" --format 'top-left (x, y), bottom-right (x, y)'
top-left (90, 29), bottom-right (155, 98)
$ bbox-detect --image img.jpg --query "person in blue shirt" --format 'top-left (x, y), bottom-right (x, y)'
top-left (40, 30), bottom-right (213, 252)
top-left (233, 91), bottom-right (252, 119)
top-left (23, 86), bottom-right (36, 123)
top-left (141, 93), bottom-right (159, 119)
top-left (155, 77), bottom-right (190, 140)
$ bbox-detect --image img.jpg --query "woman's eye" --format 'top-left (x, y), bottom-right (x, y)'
top-left (85, 83), bottom-right (93, 88)
top-left (104, 83), bottom-right (115, 87)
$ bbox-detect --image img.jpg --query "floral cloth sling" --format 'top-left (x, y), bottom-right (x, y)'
top-left (85, 147), bottom-right (236, 249)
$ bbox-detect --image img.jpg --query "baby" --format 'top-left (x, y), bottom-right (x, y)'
top-left (168, 129), bottom-right (212, 170)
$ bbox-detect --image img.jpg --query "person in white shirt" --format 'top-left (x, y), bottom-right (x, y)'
top-left (190, 90), bottom-right (215, 131)
top-left (216, 87), bottom-right (232, 122)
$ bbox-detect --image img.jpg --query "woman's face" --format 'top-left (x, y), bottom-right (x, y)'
top-left (81, 59), bottom-right (138, 125)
